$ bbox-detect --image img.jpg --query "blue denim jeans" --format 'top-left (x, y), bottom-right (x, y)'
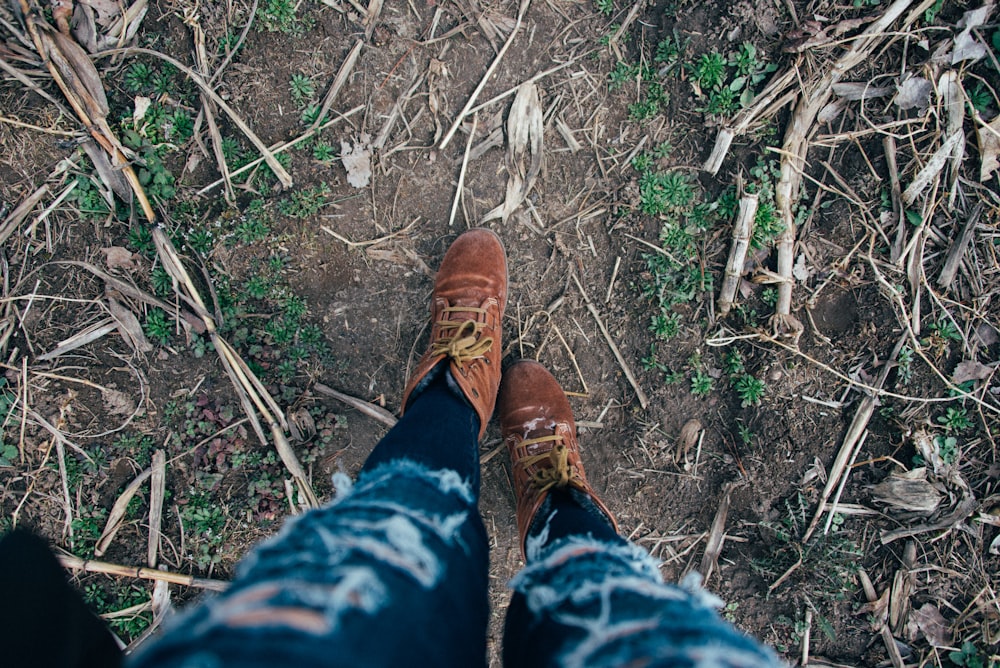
top-left (130, 371), bottom-right (782, 667)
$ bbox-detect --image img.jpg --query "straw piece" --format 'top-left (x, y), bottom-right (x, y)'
top-left (57, 553), bottom-right (229, 591)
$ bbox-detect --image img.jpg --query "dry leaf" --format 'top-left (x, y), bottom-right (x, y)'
top-left (133, 95), bottom-right (152, 124)
top-left (341, 135), bottom-right (372, 188)
top-left (975, 322), bottom-right (999, 347)
top-left (893, 76), bottom-right (932, 110)
top-left (952, 3), bottom-right (995, 64)
top-left (952, 360), bottom-right (994, 384)
top-left (908, 603), bottom-right (950, 647)
top-left (80, 0), bottom-right (122, 25)
top-left (103, 387), bottom-right (137, 416)
top-left (977, 113), bottom-right (1000, 183)
top-left (792, 253), bottom-right (812, 281)
top-left (483, 82), bottom-right (543, 223)
top-left (106, 293), bottom-right (153, 353)
top-left (95, 466), bottom-right (152, 557)
top-left (103, 246), bottom-right (139, 272)
top-left (870, 468), bottom-right (943, 513)
top-left (675, 419), bottom-right (702, 463)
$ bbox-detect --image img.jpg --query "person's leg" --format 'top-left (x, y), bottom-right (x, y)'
top-left (131, 373), bottom-right (489, 668)
top-left (499, 361), bottom-right (782, 668)
top-left (131, 229), bottom-right (507, 668)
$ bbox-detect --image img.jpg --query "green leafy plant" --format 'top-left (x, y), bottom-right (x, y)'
top-left (966, 83), bottom-right (993, 114)
top-left (928, 317), bottom-right (962, 342)
top-left (257, 0), bottom-right (312, 34)
top-left (124, 62), bottom-right (154, 93)
top-left (936, 435), bottom-right (959, 465)
top-left (896, 345), bottom-right (914, 385)
top-left (595, 0), bottom-right (614, 16)
top-left (691, 51), bottom-right (726, 90)
top-left (724, 349), bottom-right (745, 377)
top-left (279, 183), bottom-right (331, 218)
top-left (144, 308), bottom-right (172, 345)
top-left (654, 35), bottom-right (682, 67)
top-left (690, 369), bottom-right (713, 397)
top-left (289, 73), bottom-right (315, 106)
top-left (949, 641), bottom-right (988, 668)
top-left (639, 170), bottom-right (693, 215)
top-left (938, 407), bottom-right (973, 432)
top-left (608, 61), bottom-right (639, 89)
top-left (649, 312), bottom-right (680, 340)
top-left (753, 492), bottom-right (863, 608)
top-left (313, 141), bottom-right (336, 162)
top-left (734, 373), bottom-right (765, 407)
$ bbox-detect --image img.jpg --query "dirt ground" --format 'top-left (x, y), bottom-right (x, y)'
top-left (2, 0), bottom-right (999, 665)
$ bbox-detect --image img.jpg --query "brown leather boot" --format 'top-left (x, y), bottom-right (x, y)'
top-left (498, 360), bottom-right (618, 557)
top-left (400, 229), bottom-right (507, 439)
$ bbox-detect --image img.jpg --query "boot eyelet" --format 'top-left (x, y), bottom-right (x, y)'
top-left (472, 389), bottom-right (479, 397)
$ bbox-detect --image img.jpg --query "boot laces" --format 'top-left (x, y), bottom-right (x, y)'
top-left (519, 435), bottom-right (580, 492)
top-left (431, 307), bottom-right (493, 365)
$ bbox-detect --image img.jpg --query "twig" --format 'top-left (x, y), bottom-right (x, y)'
top-left (699, 482), bottom-right (734, 582)
top-left (148, 450), bottom-right (165, 567)
top-left (152, 229), bottom-right (317, 507)
top-left (109, 47), bottom-right (293, 188)
top-left (322, 216), bottom-right (420, 249)
top-left (449, 112), bottom-right (477, 228)
top-left (312, 39), bottom-right (363, 133)
top-left (198, 106), bottom-right (363, 194)
top-left (314, 383), bottom-right (398, 427)
top-left (571, 273), bottom-right (648, 408)
top-left (605, 256), bottom-right (621, 304)
top-left (439, 0), bottom-right (530, 149)
top-left (0, 184), bottom-right (49, 246)
top-left (937, 203), bottom-right (983, 289)
top-left (550, 322), bottom-right (587, 394)
top-left (96, 466), bottom-right (153, 557)
top-left (771, 0), bottom-right (932, 338)
top-left (57, 554), bottom-right (228, 591)
top-left (802, 334), bottom-right (905, 542)
top-left (717, 194), bottom-right (758, 317)
top-left (858, 569), bottom-right (905, 668)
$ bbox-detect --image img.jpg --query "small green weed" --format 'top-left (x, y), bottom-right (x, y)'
top-left (753, 492), bottom-right (862, 608)
top-left (966, 83), bottom-right (992, 114)
top-left (649, 312), bottom-right (681, 340)
top-left (312, 141), bottom-right (336, 162)
top-left (289, 73), bottom-right (315, 106)
top-left (948, 641), bottom-right (994, 668)
top-left (278, 183), bottom-right (331, 218)
top-left (608, 61), bottom-right (639, 89)
top-left (144, 308), bottom-right (172, 345)
top-left (724, 349), bottom-right (745, 376)
top-left (691, 51), bottom-right (726, 90)
top-left (938, 407), bottom-right (973, 432)
top-left (639, 170), bottom-right (694, 215)
top-left (896, 345), bottom-right (914, 385)
top-left (734, 373), bottom-right (765, 407)
top-left (124, 62), bottom-right (154, 93)
top-left (690, 369), bottom-right (713, 397)
top-left (594, 0), bottom-right (614, 16)
top-left (257, 0), bottom-right (312, 34)
top-left (0, 378), bottom-right (17, 467)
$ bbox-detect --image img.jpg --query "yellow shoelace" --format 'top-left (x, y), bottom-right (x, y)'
top-left (518, 435), bottom-right (579, 492)
top-left (431, 307), bottom-right (494, 365)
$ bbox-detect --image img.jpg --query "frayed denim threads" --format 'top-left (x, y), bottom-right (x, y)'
top-left (504, 536), bottom-right (785, 668)
top-left (130, 460), bottom-right (490, 668)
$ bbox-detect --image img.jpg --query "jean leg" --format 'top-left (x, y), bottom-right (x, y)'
top-left (131, 373), bottom-right (488, 668)
top-left (364, 368), bottom-right (481, 488)
top-left (504, 494), bottom-right (782, 668)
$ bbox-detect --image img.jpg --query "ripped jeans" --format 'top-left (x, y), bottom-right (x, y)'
top-left (131, 372), bottom-right (782, 667)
